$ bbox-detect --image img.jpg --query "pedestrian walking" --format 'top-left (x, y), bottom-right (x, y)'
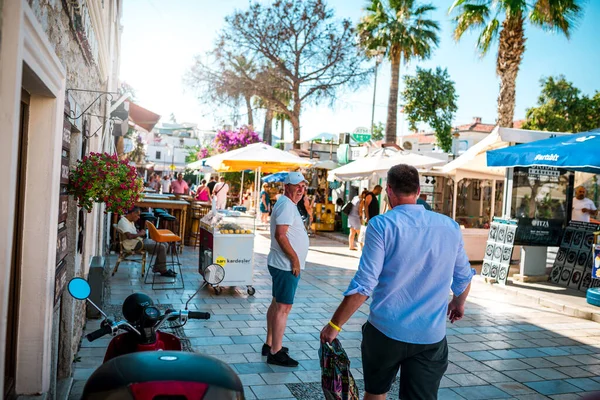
top-left (363, 185), bottom-right (382, 223)
top-left (320, 164), bottom-right (474, 400)
top-left (347, 194), bottom-right (362, 250)
top-left (212, 177), bottom-right (229, 210)
top-left (263, 172), bottom-right (309, 367)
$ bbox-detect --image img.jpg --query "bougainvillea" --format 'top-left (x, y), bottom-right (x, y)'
top-left (214, 125), bottom-right (261, 152)
top-left (67, 152), bottom-right (144, 215)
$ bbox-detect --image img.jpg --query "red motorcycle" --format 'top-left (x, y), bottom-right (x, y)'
top-left (67, 264), bottom-right (244, 399)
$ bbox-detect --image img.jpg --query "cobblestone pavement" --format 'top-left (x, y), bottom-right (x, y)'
top-left (70, 232), bottom-right (600, 399)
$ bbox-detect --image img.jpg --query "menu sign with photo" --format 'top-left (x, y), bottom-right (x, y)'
top-left (550, 220), bottom-right (599, 292)
top-left (481, 218), bottom-right (518, 285)
top-left (511, 166), bottom-right (570, 247)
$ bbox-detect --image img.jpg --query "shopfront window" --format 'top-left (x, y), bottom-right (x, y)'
top-left (511, 166), bottom-right (572, 246)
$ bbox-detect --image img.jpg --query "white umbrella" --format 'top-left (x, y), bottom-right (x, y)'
top-left (312, 159), bottom-right (339, 170)
top-left (202, 142), bottom-right (313, 173)
top-left (328, 149), bottom-right (445, 181)
top-left (186, 159), bottom-right (215, 173)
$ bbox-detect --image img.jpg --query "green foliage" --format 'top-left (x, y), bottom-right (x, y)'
top-left (523, 75), bottom-right (600, 133)
top-left (357, 0), bottom-right (440, 63)
top-left (67, 152), bottom-right (144, 215)
top-left (449, 0), bottom-right (583, 57)
top-left (402, 67), bottom-right (458, 152)
top-left (372, 122), bottom-right (384, 141)
top-left (222, 171), bottom-right (255, 194)
top-left (357, 0), bottom-right (441, 143)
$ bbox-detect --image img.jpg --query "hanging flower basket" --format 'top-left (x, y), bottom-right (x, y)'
top-left (67, 152), bottom-right (144, 215)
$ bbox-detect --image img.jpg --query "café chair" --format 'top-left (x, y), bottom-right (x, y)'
top-left (112, 225), bottom-right (147, 278)
top-left (144, 221), bottom-right (184, 290)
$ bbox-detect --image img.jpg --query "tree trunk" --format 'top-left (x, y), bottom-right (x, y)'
top-left (496, 14), bottom-right (525, 128)
top-left (291, 116), bottom-right (300, 149)
top-left (245, 95), bottom-right (254, 128)
top-left (263, 108), bottom-right (273, 145)
top-left (292, 87), bottom-right (301, 149)
top-left (280, 118), bottom-right (285, 142)
top-left (385, 50), bottom-right (401, 144)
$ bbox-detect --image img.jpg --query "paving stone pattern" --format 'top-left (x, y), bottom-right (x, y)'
top-left (70, 232), bottom-right (600, 399)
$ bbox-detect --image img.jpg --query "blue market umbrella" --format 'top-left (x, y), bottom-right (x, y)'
top-left (487, 131), bottom-right (600, 173)
top-left (262, 172), bottom-right (288, 183)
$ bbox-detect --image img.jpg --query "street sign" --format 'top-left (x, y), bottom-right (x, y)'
top-left (351, 127), bottom-right (371, 144)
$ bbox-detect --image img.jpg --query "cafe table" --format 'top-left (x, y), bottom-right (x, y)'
top-left (135, 198), bottom-right (190, 252)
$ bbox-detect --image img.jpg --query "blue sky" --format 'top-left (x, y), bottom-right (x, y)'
top-left (120, 0), bottom-right (600, 140)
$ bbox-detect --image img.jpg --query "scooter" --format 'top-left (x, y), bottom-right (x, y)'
top-left (67, 263), bottom-right (244, 399)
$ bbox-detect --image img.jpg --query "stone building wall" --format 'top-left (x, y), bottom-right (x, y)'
top-left (27, 0), bottom-right (114, 388)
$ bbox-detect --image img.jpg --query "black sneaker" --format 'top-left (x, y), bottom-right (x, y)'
top-left (160, 270), bottom-right (177, 277)
top-left (267, 350), bottom-right (298, 367)
top-left (261, 343), bottom-right (289, 356)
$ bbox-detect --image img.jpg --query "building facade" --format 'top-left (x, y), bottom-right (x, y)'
top-left (401, 117), bottom-right (496, 158)
top-left (0, 0), bottom-right (123, 397)
top-left (146, 123), bottom-right (208, 173)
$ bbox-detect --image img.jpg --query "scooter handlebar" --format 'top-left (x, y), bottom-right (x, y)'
top-left (188, 311), bottom-right (210, 320)
top-left (86, 324), bottom-right (113, 342)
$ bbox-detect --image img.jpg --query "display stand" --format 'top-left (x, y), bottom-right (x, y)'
top-left (311, 203), bottom-right (335, 231)
top-left (549, 221), bottom-right (599, 292)
top-left (481, 218), bottom-right (517, 285)
top-left (198, 203), bottom-right (256, 295)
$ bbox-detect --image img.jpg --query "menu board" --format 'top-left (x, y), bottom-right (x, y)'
top-left (55, 113), bottom-right (71, 304)
top-left (481, 218), bottom-right (518, 285)
top-left (550, 221), bottom-right (599, 292)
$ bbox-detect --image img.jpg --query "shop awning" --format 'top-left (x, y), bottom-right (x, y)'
top-left (487, 130), bottom-right (600, 173)
top-left (127, 101), bottom-right (161, 132)
top-left (439, 127), bottom-right (571, 181)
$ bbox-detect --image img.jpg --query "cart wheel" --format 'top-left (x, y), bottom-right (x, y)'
top-left (247, 286), bottom-right (256, 296)
top-left (214, 286), bottom-right (222, 295)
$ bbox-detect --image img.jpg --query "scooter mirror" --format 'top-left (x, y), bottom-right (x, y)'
top-left (67, 277), bottom-right (91, 300)
top-left (204, 263), bottom-right (225, 285)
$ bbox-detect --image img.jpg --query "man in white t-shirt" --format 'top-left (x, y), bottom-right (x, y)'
top-left (263, 172), bottom-right (309, 367)
top-left (572, 186), bottom-right (597, 223)
top-left (117, 207), bottom-right (176, 277)
top-left (160, 175), bottom-right (171, 194)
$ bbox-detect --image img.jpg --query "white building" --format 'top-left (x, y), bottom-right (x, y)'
top-left (146, 123), bottom-right (212, 173)
top-left (0, 0), bottom-right (123, 397)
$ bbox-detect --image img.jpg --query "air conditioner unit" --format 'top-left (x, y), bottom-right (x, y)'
top-left (338, 133), bottom-right (350, 144)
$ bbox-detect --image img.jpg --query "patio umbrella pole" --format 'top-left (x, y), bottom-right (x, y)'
top-left (490, 179), bottom-right (497, 219)
top-left (452, 179), bottom-right (458, 221)
top-left (240, 170), bottom-right (245, 205)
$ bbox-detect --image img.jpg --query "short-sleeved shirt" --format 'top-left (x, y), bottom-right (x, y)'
top-left (117, 217), bottom-right (141, 251)
top-left (268, 196), bottom-right (310, 271)
top-left (572, 197), bottom-right (597, 222)
top-left (207, 180), bottom-right (217, 195)
top-left (161, 179), bottom-right (171, 194)
top-left (170, 179), bottom-right (189, 194)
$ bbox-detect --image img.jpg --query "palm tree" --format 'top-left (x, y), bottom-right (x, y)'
top-left (450, 0), bottom-right (583, 128)
top-left (357, 0), bottom-right (440, 144)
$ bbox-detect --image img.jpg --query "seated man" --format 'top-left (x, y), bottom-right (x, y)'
top-left (117, 207), bottom-right (177, 277)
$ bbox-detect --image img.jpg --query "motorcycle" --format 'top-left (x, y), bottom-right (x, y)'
top-left (67, 263), bottom-right (244, 399)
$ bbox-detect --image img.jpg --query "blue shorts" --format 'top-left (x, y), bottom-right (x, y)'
top-left (268, 266), bottom-right (300, 304)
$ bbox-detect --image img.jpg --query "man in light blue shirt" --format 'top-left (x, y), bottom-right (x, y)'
top-left (321, 164), bottom-right (474, 400)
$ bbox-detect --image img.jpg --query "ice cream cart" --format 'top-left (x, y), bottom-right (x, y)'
top-left (198, 210), bottom-right (256, 295)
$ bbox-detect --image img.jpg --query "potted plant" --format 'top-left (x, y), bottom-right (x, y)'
top-left (68, 152), bottom-right (144, 215)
